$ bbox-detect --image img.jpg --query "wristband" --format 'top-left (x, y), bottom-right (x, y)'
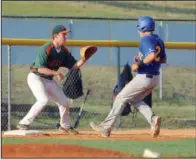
top-left (138, 60), bottom-right (144, 68)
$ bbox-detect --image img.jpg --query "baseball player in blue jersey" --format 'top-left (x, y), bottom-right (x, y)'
top-left (90, 16), bottom-right (167, 138)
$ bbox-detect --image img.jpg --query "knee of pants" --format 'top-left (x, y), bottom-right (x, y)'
top-left (58, 98), bottom-right (70, 108)
top-left (64, 100), bottom-right (70, 108)
top-left (115, 94), bottom-right (128, 105)
top-left (37, 98), bottom-right (49, 106)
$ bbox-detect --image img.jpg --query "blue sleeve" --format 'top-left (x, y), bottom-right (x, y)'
top-left (159, 43), bottom-right (167, 63)
top-left (140, 36), bottom-right (157, 57)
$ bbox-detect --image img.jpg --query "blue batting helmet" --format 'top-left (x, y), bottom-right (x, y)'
top-left (137, 16), bottom-right (155, 32)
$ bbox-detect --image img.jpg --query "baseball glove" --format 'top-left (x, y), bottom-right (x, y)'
top-left (80, 45), bottom-right (98, 61)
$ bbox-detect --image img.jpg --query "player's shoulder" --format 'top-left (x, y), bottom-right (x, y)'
top-left (141, 34), bottom-right (156, 42)
top-left (40, 42), bottom-right (55, 55)
top-left (141, 34), bottom-right (163, 47)
top-left (41, 42), bottom-right (53, 49)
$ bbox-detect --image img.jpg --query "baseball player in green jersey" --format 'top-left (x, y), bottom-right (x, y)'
top-left (17, 25), bottom-right (86, 135)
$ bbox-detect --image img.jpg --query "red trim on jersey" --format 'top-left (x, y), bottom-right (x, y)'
top-left (46, 43), bottom-right (54, 55)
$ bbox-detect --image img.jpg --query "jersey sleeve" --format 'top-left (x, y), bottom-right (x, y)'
top-left (159, 43), bottom-right (167, 63)
top-left (34, 47), bottom-right (48, 68)
top-left (64, 53), bottom-right (77, 69)
top-left (62, 47), bottom-right (77, 69)
top-left (140, 36), bottom-right (157, 57)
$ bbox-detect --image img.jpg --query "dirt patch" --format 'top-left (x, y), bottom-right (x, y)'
top-left (3, 129), bottom-right (196, 141)
top-left (2, 144), bottom-right (136, 158)
top-left (2, 129), bottom-right (195, 158)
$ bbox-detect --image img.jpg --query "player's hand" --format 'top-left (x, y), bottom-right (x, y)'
top-left (131, 63), bottom-right (139, 72)
top-left (133, 56), bottom-right (139, 63)
top-left (56, 72), bottom-right (64, 81)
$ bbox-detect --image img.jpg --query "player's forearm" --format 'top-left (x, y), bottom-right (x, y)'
top-left (136, 52), bottom-right (156, 68)
top-left (143, 52), bottom-right (156, 64)
top-left (38, 68), bottom-right (58, 76)
top-left (72, 59), bottom-right (86, 69)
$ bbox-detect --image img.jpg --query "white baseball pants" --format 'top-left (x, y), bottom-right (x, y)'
top-left (19, 72), bottom-right (70, 128)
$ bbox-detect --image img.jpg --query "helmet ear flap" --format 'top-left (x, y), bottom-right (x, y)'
top-left (137, 26), bottom-right (146, 32)
top-left (141, 27), bottom-right (145, 32)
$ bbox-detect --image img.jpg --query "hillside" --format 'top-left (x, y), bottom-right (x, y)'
top-left (2, 1), bottom-right (196, 19)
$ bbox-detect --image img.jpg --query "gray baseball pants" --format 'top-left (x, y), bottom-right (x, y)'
top-left (100, 74), bottom-right (160, 130)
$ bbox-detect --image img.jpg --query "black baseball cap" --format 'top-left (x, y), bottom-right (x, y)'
top-left (52, 25), bottom-right (71, 35)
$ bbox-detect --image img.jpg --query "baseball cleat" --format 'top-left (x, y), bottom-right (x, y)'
top-left (90, 122), bottom-right (110, 138)
top-left (59, 126), bottom-right (79, 135)
top-left (151, 116), bottom-right (161, 138)
top-left (17, 124), bottom-right (29, 130)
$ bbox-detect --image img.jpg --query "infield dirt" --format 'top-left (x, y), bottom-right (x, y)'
top-left (2, 129), bottom-right (195, 158)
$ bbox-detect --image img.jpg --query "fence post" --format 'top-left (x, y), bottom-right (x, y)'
top-left (115, 46), bottom-right (121, 129)
top-left (69, 19), bottom-right (73, 53)
top-left (69, 19), bottom-right (73, 39)
top-left (108, 20), bottom-right (112, 65)
top-left (117, 47), bottom-right (121, 82)
top-left (159, 21), bottom-right (163, 100)
top-left (7, 45), bottom-right (12, 130)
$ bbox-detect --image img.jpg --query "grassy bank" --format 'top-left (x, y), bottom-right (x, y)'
top-left (2, 1), bottom-right (196, 20)
top-left (2, 65), bottom-right (195, 105)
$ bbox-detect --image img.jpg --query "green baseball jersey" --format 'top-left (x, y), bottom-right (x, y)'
top-left (30, 42), bottom-right (77, 80)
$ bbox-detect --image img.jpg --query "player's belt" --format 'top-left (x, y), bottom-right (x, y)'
top-left (29, 68), bottom-right (53, 80)
top-left (146, 74), bottom-right (153, 78)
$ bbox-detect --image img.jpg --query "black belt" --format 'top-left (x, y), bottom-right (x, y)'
top-left (146, 74), bottom-right (154, 78)
top-left (31, 72), bottom-right (53, 80)
top-left (41, 76), bottom-right (53, 80)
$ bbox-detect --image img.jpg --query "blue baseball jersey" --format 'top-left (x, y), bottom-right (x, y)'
top-left (137, 34), bottom-right (166, 75)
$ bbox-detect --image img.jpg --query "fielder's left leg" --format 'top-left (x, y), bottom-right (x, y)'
top-left (47, 80), bottom-right (78, 135)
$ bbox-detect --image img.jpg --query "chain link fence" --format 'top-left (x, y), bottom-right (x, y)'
top-left (2, 45), bottom-right (119, 131)
top-left (2, 45), bottom-right (196, 131)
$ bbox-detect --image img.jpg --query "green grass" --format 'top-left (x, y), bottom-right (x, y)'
top-left (2, 65), bottom-right (196, 106)
top-left (2, 138), bottom-right (196, 157)
top-left (7, 105), bottom-right (195, 130)
top-left (2, 1), bottom-right (196, 20)
top-left (2, 65), bottom-right (196, 129)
